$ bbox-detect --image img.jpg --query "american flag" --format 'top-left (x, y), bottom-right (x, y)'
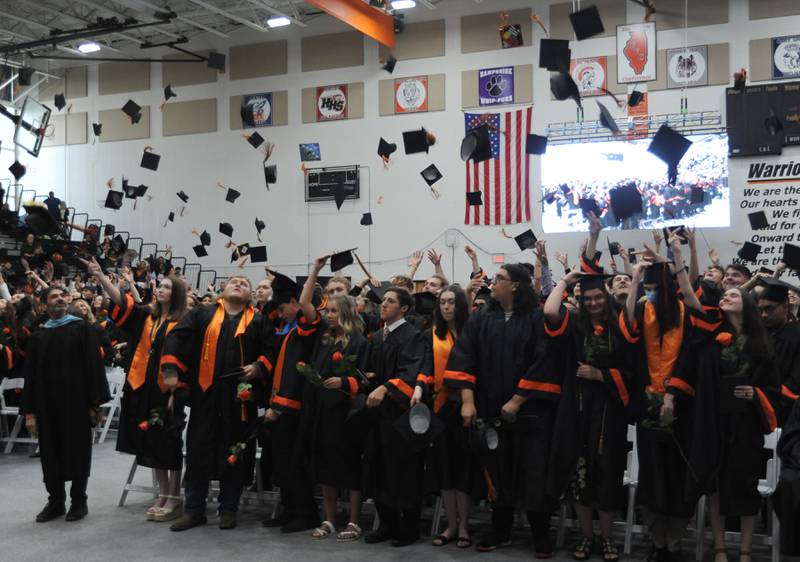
top-left (464, 107), bottom-right (532, 225)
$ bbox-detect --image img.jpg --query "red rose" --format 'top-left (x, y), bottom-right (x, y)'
top-left (238, 389), bottom-right (252, 401)
top-left (227, 454), bottom-right (238, 465)
top-left (716, 332), bottom-right (733, 347)
top-left (138, 421), bottom-right (149, 431)
top-left (593, 325), bottom-right (604, 336)
top-left (332, 351), bottom-right (344, 362)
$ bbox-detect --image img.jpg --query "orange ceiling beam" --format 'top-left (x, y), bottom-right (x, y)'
top-left (306, 0), bottom-right (396, 49)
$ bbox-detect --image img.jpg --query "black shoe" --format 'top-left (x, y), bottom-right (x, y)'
top-left (391, 535), bottom-right (418, 547)
top-left (476, 531), bottom-right (512, 552)
top-left (35, 501), bottom-right (65, 522)
top-left (364, 527), bottom-right (393, 544)
top-left (170, 512), bottom-right (207, 532)
top-left (665, 550), bottom-right (684, 562)
top-left (262, 510), bottom-right (293, 528)
top-left (646, 546), bottom-right (667, 562)
top-left (281, 516), bottom-right (320, 534)
top-left (65, 503), bottom-right (88, 522)
top-left (534, 530), bottom-right (555, 559)
top-left (219, 511), bottom-right (237, 530)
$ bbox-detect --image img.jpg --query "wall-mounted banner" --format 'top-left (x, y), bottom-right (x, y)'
top-left (772, 35), bottom-right (800, 80)
top-left (666, 45), bottom-right (708, 89)
top-left (241, 92), bottom-right (273, 128)
top-left (570, 56), bottom-right (607, 97)
top-left (395, 76), bottom-right (428, 114)
top-left (316, 84), bottom-right (348, 122)
top-left (617, 22), bottom-right (656, 83)
top-left (478, 66), bottom-right (515, 107)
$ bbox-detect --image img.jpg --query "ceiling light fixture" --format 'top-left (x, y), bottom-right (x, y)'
top-left (78, 42), bottom-right (101, 53)
top-left (266, 16), bottom-right (291, 28)
top-left (391, 0), bottom-right (416, 9)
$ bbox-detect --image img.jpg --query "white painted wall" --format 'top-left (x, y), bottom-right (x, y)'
top-left (5, 0), bottom-right (800, 285)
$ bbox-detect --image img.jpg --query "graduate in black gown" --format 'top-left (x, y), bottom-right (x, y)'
top-left (668, 286), bottom-right (779, 562)
top-left (542, 270), bottom-right (636, 562)
top-left (20, 286), bottom-right (110, 522)
top-left (161, 275), bottom-right (272, 531)
top-left (361, 286), bottom-right (424, 547)
top-left (297, 255), bottom-right (369, 541)
top-left (411, 284), bottom-right (473, 548)
top-left (86, 257), bottom-right (187, 522)
top-left (444, 264), bottom-right (554, 556)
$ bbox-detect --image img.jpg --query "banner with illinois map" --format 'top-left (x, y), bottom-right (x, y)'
top-left (616, 22), bottom-right (656, 83)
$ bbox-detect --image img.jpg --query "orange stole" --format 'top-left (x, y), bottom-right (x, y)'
top-left (643, 300), bottom-right (684, 394)
top-left (127, 317), bottom-right (177, 391)
top-left (198, 301), bottom-right (256, 392)
top-left (432, 330), bottom-right (454, 413)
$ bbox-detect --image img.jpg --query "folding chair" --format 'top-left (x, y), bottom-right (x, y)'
top-left (96, 366), bottom-right (126, 444)
top-left (623, 424), bottom-right (642, 554)
top-left (1, 377), bottom-right (38, 454)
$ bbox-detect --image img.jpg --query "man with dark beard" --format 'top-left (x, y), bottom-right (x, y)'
top-left (21, 286), bottom-right (109, 522)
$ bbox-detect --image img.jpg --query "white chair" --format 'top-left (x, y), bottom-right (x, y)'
top-left (694, 428), bottom-right (782, 562)
top-left (623, 424), bottom-right (642, 555)
top-left (1, 377), bottom-right (37, 454)
top-left (96, 366), bottom-right (126, 444)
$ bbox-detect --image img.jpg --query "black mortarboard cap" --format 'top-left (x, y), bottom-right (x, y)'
top-left (663, 226), bottom-right (688, 245)
top-left (330, 249), bottom-right (355, 272)
top-left (255, 217), bottom-right (265, 236)
top-left (648, 124), bottom-right (692, 186)
top-left (263, 164), bottom-right (277, 185)
top-left (579, 197), bottom-right (600, 217)
top-left (199, 230), bottom-right (211, 246)
top-left (413, 291), bottom-right (437, 316)
top-left (219, 222), bottom-right (233, 237)
top-left (135, 184), bottom-right (148, 198)
top-left (579, 273), bottom-right (614, 292)
top-left (367, 281), bottom-right (392, 305)
top-left (765, 108), bottom-right (784, 136)
top-left (539, 38), bottom-right (571, 72)
top-left (247, 131), bottom-right (264, 149)
top-left (466, 191), bottom-right (483, 206)
top-left (550, 72), bottom-right (582, 108)
top-left (737, 241), bottom-right (761, 262)
top-left (105, 190), bottom-right (123, 209)
top-left (748, 211), bottom-right (769, 230)
top-left (628, 90), bottom-right (644, 107)
top-left (92, 123), bottom-right (102, 136)
top-left (269, 271), bottom-right (301, 301)
top-left (140, 149), bottom-right (160, 171)
top-left (560, 183), bottom-right (572, 196)
top-left (643, 261), bottom-right (669, 284)
top-left (782, 243), bottom-right (800, 271)
top-left (460, 123), bottom-right (492, 163)
top-left (526, 134), bottom-right (547, 155)
top-left (168, 212), bottom-right (175, 222)
top-left (759, 277), bottom-right (791, 303)
top-left (392, 403), bottom-right (444, 452)
top-left (9, 161), bottom-right (25, 180)
top-left (690, 186), bottom-right (704, 204)
top-left (177, 190), bottom-right (189, 203)
top-left (104, 224), bottom-right (115, 236)
top-left (18, 67), bottom-right (33, 86)
top-left (360, 212), bottom-right (373, 226)
top-left (607, 239), bottom-right (621, 256)
top-left (378, 137), bottom-right (397, 160)
top-left (123, 182), bottom-right (138, 198)
top-left (238, 243), bottom-right (250, 256)
top-left (164, 84), bottom-right (176, 101)
top-left (569, 5), bottom-right (605, 40)
top-left (544, 192), bottom-right (557, 204)
top-left (597, 101), bottom-right (620, 135)
top-left (122, 99), bottom-right (142, 123)
top-left (112, 234), bottom-right (127, 253)
top-left (420, 164), bottom-right (442, 186)
top-left (22, 206), bottom-right (60, 235)
top-left (207, 52), bottom-right (225, 71)
top-left (54, 93), bottom-right (66, 111)
top-left (225, 188), bottom-right (241, 203)
top-left (382, 55), bottom-right (397, 74)
top-left (333, 183), bottom-right (346, 210)
top-left (609, 183), bottom-right (642, 221)
top-left (403, 128), bottom-right (431, 155)
top-left (193, 245), bottom-right (207, 258)
top-left (248, 246), bottom-right (267, 263)
top-left (514, 229), bottom-right (537, 251)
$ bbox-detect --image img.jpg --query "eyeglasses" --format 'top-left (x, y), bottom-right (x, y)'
top-left (491, 275), bottom-right (510, 284)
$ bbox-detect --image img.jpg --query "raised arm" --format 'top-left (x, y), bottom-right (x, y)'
top-left (585, 211), bottom-right (602, 262)
top-left (685, 227), bottom-right (700, 282)
top-left (299, 255), bottom-right (329, 323)
top-left (427, 249), bottom-right (446, 281)
top-left (668, 234), bottom-right (702, 312)
top-left (82, 257), bottom-right (122, 305)
top-left (626, 261), bottom-right (648, 325)
top-left (545, 270), bottom-right (583, 325)
top-left (464, 245), bottom-right (482, 275)
top-left (405, 250), bottom-right (423, 279)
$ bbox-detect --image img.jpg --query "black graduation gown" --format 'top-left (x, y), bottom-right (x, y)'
top-left (161, 302), bottom-right (271, 483)
top-left (20, 320), bottom-right (110, 483)
top-left (773, 400), bottom-right (800, 555)
top-left (768, 321), bottom-right (800, 425)
top-left (297, 318), bottom-right (369, 490)
top-left (111, 295), bottom-right (183, 470)
top-left (444, 305), bottom-right (552, 511)
top-left (540, 308), bottom-right (636, 512)
top-left (361, 320), bottom-right (424, 510)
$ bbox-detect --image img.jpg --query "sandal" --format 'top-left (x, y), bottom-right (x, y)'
top-left (312, 520), bottom-right (336, 539)
top-left (154, 496), bottom-right (183, 522)
top-left (431, 533), bottom-right (453, 546)
top-left (336, 522), bottom-right (362, 542)
top-left (146, 495), bottom-right (167, 521)
top-left (600, 537), bottom-right (619, 562)
top-left (573, 536), bottom-right (595, 561)
top-left (456, 536), bottom-right (472, 549)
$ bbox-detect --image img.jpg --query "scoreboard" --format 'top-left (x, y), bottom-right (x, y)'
top-left (726, 81), bottom-right (800, 157)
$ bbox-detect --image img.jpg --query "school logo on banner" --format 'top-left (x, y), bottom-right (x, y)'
top-left (570, 57), bottom-right (607, 97)
top-left (316, 85), bottom-right (348, 121)
top-left (617, 22), bottom-right (656, 83)
top-left (772, 35), bottom-right (800, 79)
top-left (478, 66), bottom-right (515, 107)
top-left (666, 45), bottom-right (708, 89)
top-left (394, 76), bottom-right (428, 113)
top-left (241, 92), bottom-right (272, 128)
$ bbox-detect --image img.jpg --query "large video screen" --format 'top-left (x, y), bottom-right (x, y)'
top-left (541, 133), bottom-right (729, 233)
